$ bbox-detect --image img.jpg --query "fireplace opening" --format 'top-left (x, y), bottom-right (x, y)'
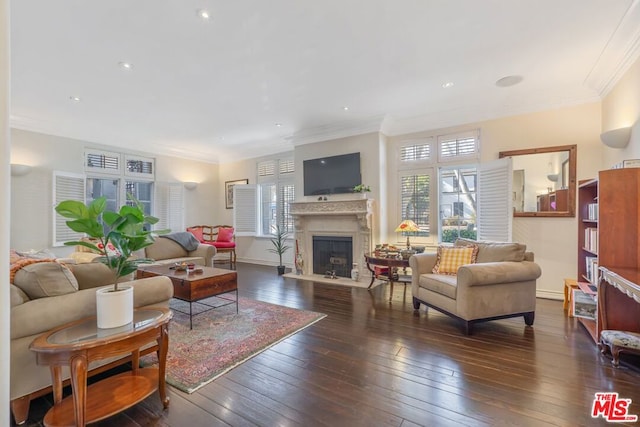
top-left (313, 236), bottom-right (353, 278)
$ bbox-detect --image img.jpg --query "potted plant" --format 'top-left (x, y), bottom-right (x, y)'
top-left (268, 225), bottom-right (290, 275)
top-left (353, 184), bottom-right (371, 198)
top-left (55, 195), bottom-right (165, 328)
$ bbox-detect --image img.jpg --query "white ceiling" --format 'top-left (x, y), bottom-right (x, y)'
top-left (9, 1), bottom-right (640, 164)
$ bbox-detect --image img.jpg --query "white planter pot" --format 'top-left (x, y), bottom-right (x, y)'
top-left (96, 285), bottom-right (134, 329)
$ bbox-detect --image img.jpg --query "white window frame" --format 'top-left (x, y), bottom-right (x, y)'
top-left (395, 129), bottom-right (485, 245)
top-left (84, 149), bottom-right (121, 175)
top-left (124, 154), bottom-right (155, 179)
top-left (256, 156), bottom-right (295, 236)
top-left (53, 171), bottom-right (86, 246)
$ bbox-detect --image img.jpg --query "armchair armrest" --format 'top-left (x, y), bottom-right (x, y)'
top-left (188, 243), bottom-right (216, 267)
top-left (409, 253), bottom-right (437, 292)
top-left (457, 261), bottom-right (542, 287)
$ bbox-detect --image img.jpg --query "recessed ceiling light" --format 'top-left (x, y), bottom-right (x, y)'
top-left (197, 9), bottom-right (211, 20)
top-left (69, 96), bottom-right (81, 102)
top-left (442, 82), bottom-right (454, 89)
top-left (275, 123), bottom-right (283, 127)
top-left (343, 106), bottom-right (350, 111)
top-left (118, 62), bottom-right (133, 70)
top-left (496, 75), bottom-right (523, 87)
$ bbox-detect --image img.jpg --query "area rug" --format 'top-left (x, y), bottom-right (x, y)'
top-left (141, 295), bottom-right (326, 393)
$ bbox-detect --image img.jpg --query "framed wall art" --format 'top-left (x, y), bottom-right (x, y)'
top-left (225, 179), bottom-right (249, 209)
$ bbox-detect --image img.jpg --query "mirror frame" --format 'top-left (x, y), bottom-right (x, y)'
top-left (499, 144), bottom-right (576, 217)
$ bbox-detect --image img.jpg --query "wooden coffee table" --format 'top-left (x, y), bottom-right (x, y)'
top-left (29, 308), bottom-right (172, 427)
top-left (137, 265), bottom-right (238, 329)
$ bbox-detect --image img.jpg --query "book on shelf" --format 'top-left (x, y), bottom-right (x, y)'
top-left (583, 227), bottom-right (598, 253)
top-left (611, 159), bottom-right (640, 169)
top-left (577, 281), bottom-right (597, 295)
top-left (586, 203), bottom-right (598, 220)
top-left (572, 288), bottom-right (597, 320)
top-left (584, 256), bottom-right (598, 283)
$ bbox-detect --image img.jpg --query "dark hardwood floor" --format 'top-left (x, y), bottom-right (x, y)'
top-left (16, 263), bottom-right (640, 426)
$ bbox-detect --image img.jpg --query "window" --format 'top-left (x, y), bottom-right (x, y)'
top-left (257, 157), bottom-right (295, 235)
top-left (399, 171), bottom-right (431, 236)
top-left (396, 130), bottom-right (481, 245)
top-left (85, 149), bottom-right (120, 175)
top-left (439, 166), bottom-right (477, 243)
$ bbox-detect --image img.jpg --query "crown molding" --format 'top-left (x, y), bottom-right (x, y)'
top-left (584, 0), bottom-right (640, 96)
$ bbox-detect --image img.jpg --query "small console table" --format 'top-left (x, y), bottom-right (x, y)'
top-left (364, 253), bottom-right (411, 301)
top-left (30, 308), bottom-right (172, 426)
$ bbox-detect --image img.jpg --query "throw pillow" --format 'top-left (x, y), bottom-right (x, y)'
top-left (187, 227), bottom-right (204, 243)
top-left (217, 227), bottom-right (234, 243)
top-left (13, 262), bottom-right (79, 299)
top-left (432, 245), bottom-right (479, 275)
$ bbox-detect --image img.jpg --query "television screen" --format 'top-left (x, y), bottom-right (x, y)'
top-left (303, 152), bottom-right (361, 196)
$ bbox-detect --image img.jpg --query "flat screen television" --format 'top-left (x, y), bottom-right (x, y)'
top-left (303, 152), bottom-right (361, 196)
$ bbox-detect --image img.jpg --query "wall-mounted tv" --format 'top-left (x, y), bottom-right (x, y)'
top-left (303, 152), bottom-right (361, 196)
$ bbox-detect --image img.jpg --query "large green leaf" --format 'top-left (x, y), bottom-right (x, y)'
top-left (64, 218), bottom-right (104, 237)
top-left (55, 200), bottom-right (88, 219)
top-left (88, 197), bottom-right (107, 219)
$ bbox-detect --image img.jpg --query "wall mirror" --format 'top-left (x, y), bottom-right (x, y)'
top-left (499, 144), bottom-right (576, 217)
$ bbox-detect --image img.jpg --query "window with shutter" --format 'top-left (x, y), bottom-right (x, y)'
top-left (234, 184), bottom-right (258, 236)
top-left (53, 171), bottom-right (86, 246)
top-left (255, 157), bottom-right (294, 235)
top-left (399, 139), bottom-right (433, 165)
top-left (477, 158), bottom-right (513, 242)
top-left (439, 166), bottom-right (477, 243)
top-left (85, 149), bottom-right (121, 174)
top-left (437, 131), bottom-right (479, 162)
top-left (124, 155), bottom-right (154, 178)
top-left (154, 182), bottom-right (184, 232)
top-left (399, 171), bottom-right (431, 236)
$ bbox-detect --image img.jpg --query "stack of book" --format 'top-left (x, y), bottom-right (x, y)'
top-left (587, 203), bottom-right (598, 220)
top-left (585, 256), bottom-right (599, 284)
top-left (584, 227), bottom-right (598, 253)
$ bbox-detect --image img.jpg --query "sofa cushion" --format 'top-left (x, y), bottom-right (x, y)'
top-left (455, 238), bottom-right (526, 263)
top-left (68, 262), bottom-right (124, 290)
top-left (13, 262), bottom-right (79, 299)
top-left (432, 245), bottom-right (478, 275)
top-left (145, 238), bottom-right (188, 261)
top-left (419, 273), bottom-right (458, 299)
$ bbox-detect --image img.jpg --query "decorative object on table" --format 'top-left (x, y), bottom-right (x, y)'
top-left (353, 184), bottom-right (371, 198)
top-left (55, 195), bottom-right (167, 328)
top-left (395, 219), bottom-right (420, 249)
top-left (225, 178), bottom-right (249, 209)
top-left (294, 240), bottom-right (304, 275)
top-left (351, 263), bottom-right (359, 281)
top-left (140, 296), bottom-right (326, 393)
top-left (400, 248), bottom-right (416, 260)
top-left (268, 224), bottom-right (290, 275)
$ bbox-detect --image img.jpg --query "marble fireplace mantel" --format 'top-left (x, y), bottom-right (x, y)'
top-left (290, 199), bottom-right (373, 279)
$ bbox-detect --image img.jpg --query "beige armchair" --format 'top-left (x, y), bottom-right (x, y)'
top-left (409, 239), bottom-right (542, 335)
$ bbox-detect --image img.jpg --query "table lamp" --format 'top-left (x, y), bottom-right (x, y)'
top-left (395, 219), bottom-right (420, 248)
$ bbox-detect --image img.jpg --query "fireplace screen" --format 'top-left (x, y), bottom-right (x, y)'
top-left (312, 236), bottom-right (353, 278)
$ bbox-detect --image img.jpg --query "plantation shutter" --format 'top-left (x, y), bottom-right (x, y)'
top-left (437, 131), bottom-right (479, 162)
top-left (234, 184), bottom-right (258, 236)
top-left (85, 149), bottom-right (121, 174)
top-left (154, 182), bottom-right (184, 232)
top-left (53, 171), bottom-right (85, 246)
top-left (400, 172), bottom-right (431, 236)
top-left (477, 157), bottom-right (512, 242)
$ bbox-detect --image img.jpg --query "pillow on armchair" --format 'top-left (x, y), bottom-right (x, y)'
top-left (213, 227), bottom-right (236, 249)
top-left (432, 245), bottom-right (479, 275)
top-left (187, 226), bottom-right (205, 243)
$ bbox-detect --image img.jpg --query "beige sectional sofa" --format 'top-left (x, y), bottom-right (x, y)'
top-left (136, 235), bottom-right (216, 267)
top-left (409, 238), bottom-right (542, 335)
top-left (10, 261), bottom-right (173, 425)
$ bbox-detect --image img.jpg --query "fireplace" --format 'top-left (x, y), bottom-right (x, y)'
top-left (313, 236), bottom-right (353, 278)
top-left (290, 199), bottom-right (373, 281)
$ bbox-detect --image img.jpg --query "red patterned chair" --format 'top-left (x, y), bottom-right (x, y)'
top-left (187, 225), bottom-right (236, 269)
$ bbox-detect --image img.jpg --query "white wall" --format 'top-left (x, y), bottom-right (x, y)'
top-left (10, 129), bottom-right (219, 255)
top-left (602, 56), bottom-right (640, 167)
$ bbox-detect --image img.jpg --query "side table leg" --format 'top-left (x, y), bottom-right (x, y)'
top-left (69, 354), bottom-right (88, 427)
top-left (365, 262), bottom-right (376, 289)
top-left (50, 365), bottom-right (63, 404)
top-left (157, 323), bottom-right (170, 409)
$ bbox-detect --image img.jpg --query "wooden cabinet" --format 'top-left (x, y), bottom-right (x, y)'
top-left (577, 168), bottom-right (640, 342)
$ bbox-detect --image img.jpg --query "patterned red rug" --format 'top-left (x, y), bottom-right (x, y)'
top-left (141, 295), bottom-right (326, 393)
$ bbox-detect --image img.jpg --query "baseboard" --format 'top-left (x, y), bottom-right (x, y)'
top-left (536, 289), bottom-right (563, 300)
